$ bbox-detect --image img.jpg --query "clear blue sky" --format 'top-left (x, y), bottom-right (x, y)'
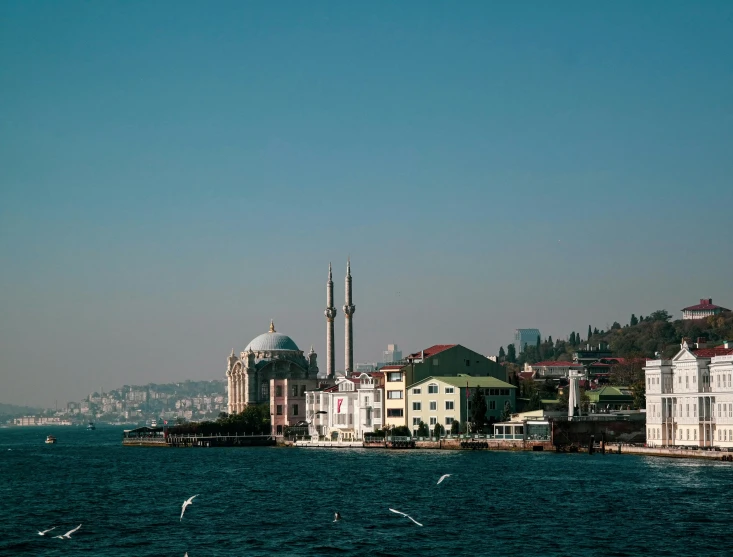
top-left (1, 1), bottom-right (732, 407)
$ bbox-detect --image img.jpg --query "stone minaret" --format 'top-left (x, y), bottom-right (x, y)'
top-left (324, 263), bottom-right (337, 379)
top-left (343, 258), bottom-right (355, 374)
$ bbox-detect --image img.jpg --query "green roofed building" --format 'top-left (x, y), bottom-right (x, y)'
top-left (406, 375), bottom-right (516, 436)
top-left (586, 386), bottom-right (634, 412)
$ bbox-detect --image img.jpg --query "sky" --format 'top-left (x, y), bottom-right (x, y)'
top-left (1, 1), bottom-right (732, 408)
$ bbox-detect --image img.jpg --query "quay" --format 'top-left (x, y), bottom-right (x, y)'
top-left (607, 443), bottom-right (733, 462)
top-left (122, 427), bottom-right (275, 448)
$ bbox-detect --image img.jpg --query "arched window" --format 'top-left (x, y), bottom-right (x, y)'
top-left (261, 381), bottom-right (269, 400)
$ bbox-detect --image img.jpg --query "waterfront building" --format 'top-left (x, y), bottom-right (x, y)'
top-left (573, 343), bottom-right (613, 365)
top-left (305, 373), bottom-right (383, 440)
top-left (586, 386), bottom-right (634, 412)
top-left (383, 343), bottom-right (402, 363)
top-left (526, 360), bottom-right (585, 380)
top-left (270, 377), bottom-right (322, 436)
top-left (681, 298), bottom-right (729, 320)
top-left (226, 321), bottom-right (319, 414)
top-left (406, 375), bottom-right (516, 436)
top-left (515, 329), bottom-right (541, 354)
top-left (645, 339), bottom-right (733, 448)
top-left (378, 344), bottom-right (507, 428)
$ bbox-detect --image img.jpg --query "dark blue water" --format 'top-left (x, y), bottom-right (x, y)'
top-left (1, 426), bottom-right (731, 556)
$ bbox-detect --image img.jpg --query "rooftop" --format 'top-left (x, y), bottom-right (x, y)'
top-left (532, 360), bottom-right (584, 367)
top-left (410, 375), bottom-right (516, 389)
top-left (407, 344), bottom-right (457, 360)
top-left (683, 298), bottom-right (729, 311)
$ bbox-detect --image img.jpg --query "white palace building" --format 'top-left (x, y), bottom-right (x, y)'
top-left (645, 339), bottom-right (733, 448)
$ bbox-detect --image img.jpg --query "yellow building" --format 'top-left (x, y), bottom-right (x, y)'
top-left (381, 364), bottom-right (408, 428)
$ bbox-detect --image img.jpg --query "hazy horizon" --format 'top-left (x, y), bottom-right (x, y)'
top-left (2, 1), bottom-right (732, 407)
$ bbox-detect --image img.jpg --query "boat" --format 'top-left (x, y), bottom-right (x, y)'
top-left (87, 422), bottom-right (96, 430)
top-left (150, 419), bottom-right (158, 428)
top-left (45, 435), bottom-right (57, 444)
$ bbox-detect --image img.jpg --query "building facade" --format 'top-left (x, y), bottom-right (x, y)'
top-left (383, 343), bottom-right (402, 363)
top-left (681, 298), bottom-right (729, 320)
top-left (381, 364), bottom-right (408, 428)
top-left (515, 329), bottom-right (541, 354)
top-left (527, 360), bottom-right (585, 380)
top-left (270, 377), bottom-right (321, 436)
top-left (406, 376), bottom-right (516, 436)
top-left (305, 373), bottom-right (383, 440)
top-left (645, 340), bottom-right (733, 448)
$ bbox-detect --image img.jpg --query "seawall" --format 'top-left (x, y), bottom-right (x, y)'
top-left (607, 443), bottom-right (733, 462)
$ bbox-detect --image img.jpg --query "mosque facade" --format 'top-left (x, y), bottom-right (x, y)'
top-left (226, 261), bottom-right (356, 430)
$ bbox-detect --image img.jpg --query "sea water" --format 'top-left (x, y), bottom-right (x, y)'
top-left (1, 426), bottom-right (730, 556)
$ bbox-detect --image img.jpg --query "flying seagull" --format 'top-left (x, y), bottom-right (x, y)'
top-left (54, 524), bottom-right (82, 539)
top-left (389, 508), bottom-right (423, 527)
top-left (333, 512), bottom-right (341, 522)
top-left (37, 527), bottom-right (57, 536)
top-left (437, 474), bottom-right (451, 485)
top-left (180, 495), bottom-right (199, 521)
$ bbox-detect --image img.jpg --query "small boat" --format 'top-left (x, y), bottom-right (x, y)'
top-left (87, 422), bottom-right (96, 430)
top-left (45, 435), bottom-right (57, 444)
top-left (150, 419), bottom-right (158, 428)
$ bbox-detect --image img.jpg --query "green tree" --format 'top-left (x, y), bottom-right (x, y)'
top-left (528, 389), bottom-right (542, 411)
top-left (469, 388), bottom-right (488, 432)
top-left (630, 314), bottom-right (638, 326)
top-left (450, 420), bottom-right (460, 435)
top-left (417, 421), bottom-right (428, 437)
top-left (536, 335), bottom-right (542, 359)
top-left (569, 332), bottom-right (576, 345)
top-left (649, 310), bottom-right (672, 322)
top-left (506, 344), bottom-right (516, 363)
top-left (611, 322), bottom-right (621, 330)
top-left (587, 325), bottom-right (593, 341)
top-left (593, 327), bottom-right (600, 335)
top-left (392, 425), bottom-right (411, 437)
top-left (498, 346), bottom-right (506, 361)
top-left (500, 400), bottom-right (512, 422)
top-left (433, 423), bottom-right (444, 437)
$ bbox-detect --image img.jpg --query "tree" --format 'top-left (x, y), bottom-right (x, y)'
top-left (649, 310), bottom-right (672, 322)
top-left (498, 346), bottom-right (506, 361)
top-left (433, 423), bottom-right (444, 437)
top-left (536, 335), bottom-right (542, 359)
top-left (569, 332), bottom-right (576, 345)
top-left (587, 325), bottom-right (593, 341)
top-left (469, 388), bottom-right (488, 432)
top-left (506, 344), bottom-right (516, 363)
top-left (528, 389), bottom-right (542, 411)
top-left (450, 420), bottom-right (460, 435)
top-left (611, 322), bottom-right (621, 330)
top-left (593, 327), bottom-right (599, 335)
top-left (630, 314), bottom-right (638, 326)
top-left (500, 400), bottom-right (512, 422)
top-left (417, 421), bottom-right (428, 437)
top-left (392, 425), bottom-right (411, 437)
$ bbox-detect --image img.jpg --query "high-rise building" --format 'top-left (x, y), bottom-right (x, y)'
top-left (514, 329), bottom-right (541, 354)
top-left (383, 343), bottom-right (402, 363)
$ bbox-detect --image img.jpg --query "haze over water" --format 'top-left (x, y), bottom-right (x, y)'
top-left (1, 427), bottom-right (730, 556)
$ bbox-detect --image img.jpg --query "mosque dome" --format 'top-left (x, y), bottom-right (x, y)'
top-left (245, 321), bottom-right (300, 352)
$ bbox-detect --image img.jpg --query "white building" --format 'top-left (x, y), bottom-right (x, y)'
top-left (681, 298), bottom-right (729, 320)
top-left (526, 360), bottom-right (585, 379)
top-left (645, 339), bottom-right (733, 448)
top-left (305, 373), bottom-right (383, 441)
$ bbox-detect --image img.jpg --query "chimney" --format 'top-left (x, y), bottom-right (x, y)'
top-left (696, 337), bottom-right (708, 349)
top-left (724, 341), bottom-right (731, 349)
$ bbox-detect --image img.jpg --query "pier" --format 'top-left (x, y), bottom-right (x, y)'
top-left (607, 443), bottom-right (733, 462)
top-left (122, 427), bottom-right (275, 448)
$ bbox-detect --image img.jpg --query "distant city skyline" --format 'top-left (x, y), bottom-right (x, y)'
top-left (1, 2), bottom-right (732, 407)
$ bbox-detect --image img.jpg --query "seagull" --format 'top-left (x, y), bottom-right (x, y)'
top-left (333, 512), bottom-right (341, 522)
top-left (180, 494), bottom-right (199, 521)
top-left (37, 526), bottom-right (57, 536)
top-left (54, 524), bottom-right (81, 539)
top-left (437, 474), bottom-right (451, 485)
top-left (389, 508), bottom-right (423, 527)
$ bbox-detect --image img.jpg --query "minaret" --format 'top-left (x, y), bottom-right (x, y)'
top-left (343, 258), bottom-right (355, 374)
top-left (324, 263), bottom-right (337, 379)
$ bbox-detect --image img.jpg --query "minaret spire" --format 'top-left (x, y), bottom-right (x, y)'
top-left (324, 262), bottom-right (337, 379)
top-left (343, 258), bottom-right (355, 374)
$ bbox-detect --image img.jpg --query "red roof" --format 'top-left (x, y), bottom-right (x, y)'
top-left (518, 371), bottom-right (535, 381)
top-left (407, 344), bottom-right (457, 359)
top-left (379, 365), bottom-right (404, 371)
top-left (683, 298), bottom-right (729, 311)
top-left (691, 347), bottom-right (733, 358)
top-left (532, 360), bottom-right (583, 367)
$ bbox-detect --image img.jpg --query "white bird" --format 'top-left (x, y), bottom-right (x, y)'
top-left (333, 512), bottom-right (341, 522)
top-left (180, 494), bottom-right (199, 521)
top-left (37, 526), bottom-right (57, 536)
top-left (54, 524), bottom-right (81, 539)
top-left (389, 508), bottom-right (423, 527)
top-left (437, 474), bottom-right (451, 485)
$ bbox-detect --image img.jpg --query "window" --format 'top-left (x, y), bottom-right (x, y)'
top-left (429, 417), bottom-right (437, 425)
top-left (428, 384), bottom-right (439, 394)
top-left (276, 405), bottom-right (283, 416)
top-left (292, 385), bottom-right (298, 397)
top-left (386, 409), bottom-right (404, 418)
top-left (445, 401), bottom-right (454, 410)
top-left (464, 359), bottom-right (470, 366)
top-left (433, 359), bottom-right (439, 366)
top-left (292, 404), bottom-right (299, 416)
top-left (412, 417), bottom-right (421, 426)
top-left (489, 400), bottom-right (496, 410)
top-left (413, 388), bottom-right (421, 395)
top-left (275, 386), bottom-right (283, 397)
top-left (718, 375), bottom-right (721, 388)
top-left (388, 372), bottom-right (402, 382)
top-left (694, 430), bottom-right (697, 440)
top-left (300, 385), bottom-right (306, 396)
top-left (364, 396), bottom-right (370, 406)
top-left (686, 376), bottom-right (689, 388)
top-left (445, 417), bottom-right (454, 425)
top-left (261, 382), bottom-right (269, 399)
top-left (413, 402), bottom-right (421, 411)
top-left (686, 429), bottom-right (689, 440)
top-left (694, 405), bottom-right (697, 417)
top-left (387, 390), bottom-right (403, 400)
top-left (429, 401), bottom-right (437, 411)
top-left (686, 404), bottom-right (689, 417)
top-left (374, 390), bottom-right (381, 402)
top-left (445, 387), bottom-right (454, 394)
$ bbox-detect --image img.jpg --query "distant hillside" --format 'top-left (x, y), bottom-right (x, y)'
top-left (0, 403), bottom-right (41, 420)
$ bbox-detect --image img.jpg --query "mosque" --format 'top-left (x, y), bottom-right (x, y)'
top-left (226, 260), bottom-right (355, 422)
